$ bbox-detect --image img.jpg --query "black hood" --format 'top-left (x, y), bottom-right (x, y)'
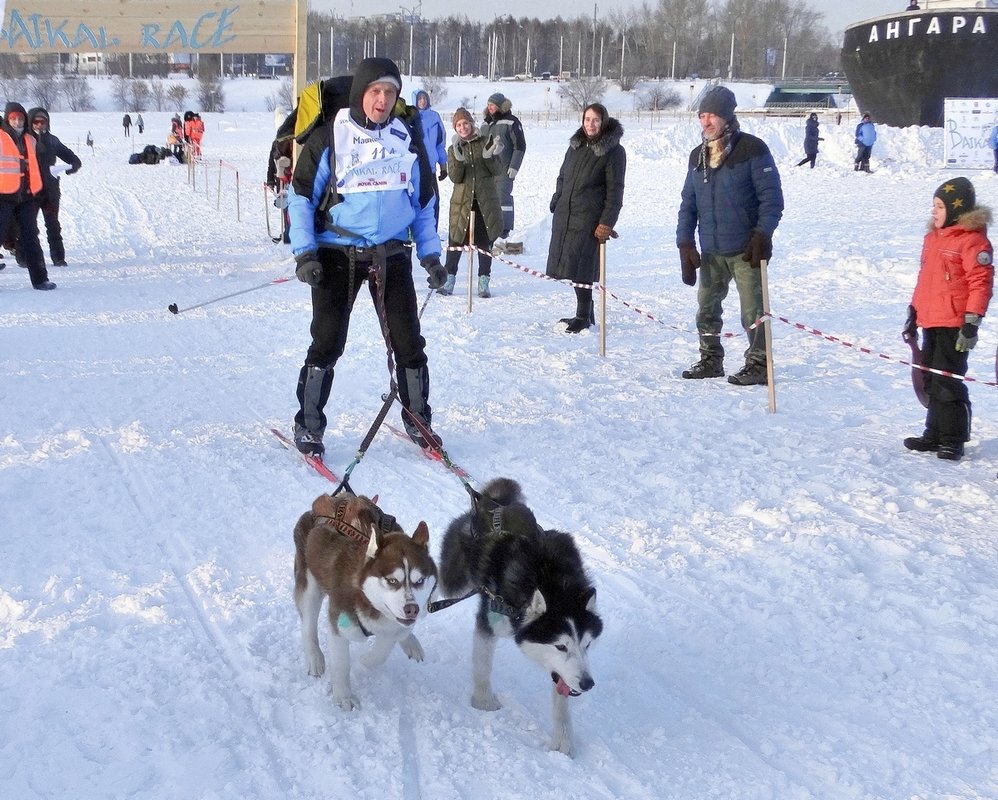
top-left (349, 57), bottom-right (402, 125)
top-left (4, 101), bottom-right (27, 127)
top-left (27, 107), bottom-right (50, 129)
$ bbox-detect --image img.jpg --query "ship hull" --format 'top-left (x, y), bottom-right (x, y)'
top-left (841, 10), bottom-right (998, 127)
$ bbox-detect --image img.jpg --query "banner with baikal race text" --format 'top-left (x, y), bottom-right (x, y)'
top-left (943, 97), bottom-right (998, 170)
top-left (0, 1), bottom-right (295, 54)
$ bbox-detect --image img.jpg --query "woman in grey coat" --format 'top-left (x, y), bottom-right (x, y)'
top-left (546, 103), bottom-right (626, 332)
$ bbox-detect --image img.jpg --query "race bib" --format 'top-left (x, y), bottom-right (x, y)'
top-left (332, 111), bottom-right (416, 194)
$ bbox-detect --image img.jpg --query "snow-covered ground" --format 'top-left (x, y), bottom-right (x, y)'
top-left (1, 76), bottom-right (996, 800)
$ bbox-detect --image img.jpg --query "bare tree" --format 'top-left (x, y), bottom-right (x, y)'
top-left (166, 84), bottom-right (188, 112)
top-left (25, 75), bottom-right (62, 110)
top-left (197, 73), bottom-right (225, 112)
top-left (423, 76), bottom-right (448, 106)
top-left (149, 78), bottom-right (166, 112)
top-left (638, 82), bottom-right (682, 110)
top-left (61, 76), bottom-right (96, 112)
top-left (131, 80), bottom-right (151, 112)
top-left (557, 76), bottom-right (608, 112)
top-left (266, 80), bottom-right (293, 113)
top-left (110, 75), bottom-right (130, 110)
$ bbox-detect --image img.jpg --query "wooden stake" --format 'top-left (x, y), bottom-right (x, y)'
top-left (760, 258), bottom-right (777, 413)
top-left (598, 240), bottom-right (607, 357)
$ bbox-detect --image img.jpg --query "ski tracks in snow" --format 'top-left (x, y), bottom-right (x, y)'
top-left (81, 409), bottom-right (301, 797)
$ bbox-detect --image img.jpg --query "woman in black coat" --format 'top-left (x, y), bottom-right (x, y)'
top-left (796, 112), bottom-right (821, 168)
top-left (546, 103), bottom-right (625, 332)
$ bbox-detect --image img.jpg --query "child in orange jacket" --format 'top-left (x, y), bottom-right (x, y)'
top-left (902, 177), bottom-right (993, 461)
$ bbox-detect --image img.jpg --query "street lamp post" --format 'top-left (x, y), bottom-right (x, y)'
top-left (399, 1), bottom-right (422, 79)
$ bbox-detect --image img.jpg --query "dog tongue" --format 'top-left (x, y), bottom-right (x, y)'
top-left (555, 677), bottom-right (572, 697)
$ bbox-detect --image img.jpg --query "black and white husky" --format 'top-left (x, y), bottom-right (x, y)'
top-left (438, 478), bottom-right (603, 756)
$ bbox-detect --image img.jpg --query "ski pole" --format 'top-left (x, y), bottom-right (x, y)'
top-left (168, 275), bottom-right (293, 315)
top-left (466, 213), bottom-right (475, 315)
top-left (263, 183), bottom-right (274, 239)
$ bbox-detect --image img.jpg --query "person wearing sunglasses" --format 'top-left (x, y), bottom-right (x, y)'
top-left (23, 108), bottom-right (82, 268)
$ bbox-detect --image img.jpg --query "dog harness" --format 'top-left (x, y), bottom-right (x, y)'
top-left (313, 496), bottom-right (397, 544)
top-left (426, 493), bottom-right (524, 622)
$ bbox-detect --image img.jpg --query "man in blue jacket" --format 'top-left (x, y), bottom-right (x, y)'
top-left (854, 113), bottom-right (877, 173)
top-left (676, 85), bottom-right (784, 385)
top-left (412, 89), bottom-right (448, 182)
top-left (286, 57), bottom-right (447, 456)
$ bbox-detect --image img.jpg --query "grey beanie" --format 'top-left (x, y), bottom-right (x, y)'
top-left (488, 92), bottom-right (508, 107)
top-left (698, 86), bottom-right (737, 121)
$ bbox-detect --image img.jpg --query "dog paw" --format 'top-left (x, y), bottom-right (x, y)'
top-left (399, 634), bottom-right (424, 662)
top-left (305, 652), bottom-right (326, 677)
top-left (334, 693), bottom-right (360, 711)
top-left (549, 731), bottom-right (575, 758)
top-left (471, 691), bottom-right (501, 712)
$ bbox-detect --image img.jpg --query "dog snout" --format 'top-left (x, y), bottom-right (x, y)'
top-left (403, 602), bottom-right (420, 619)
top-left (579, 675), bottom-right (594, 692)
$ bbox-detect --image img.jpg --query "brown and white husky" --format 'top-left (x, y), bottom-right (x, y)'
top-left (293, 492), bottom-right (436, 710)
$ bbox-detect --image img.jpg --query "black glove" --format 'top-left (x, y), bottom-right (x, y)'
top-left (420, 256), bottom-right (447, 289)
top-left (679, 242), bottom-right (701, 286)
top-left (452, 142), bottom-right (466, 162)
top-left (955, 313), bottom-right (981, 352)
top-left (438, 167), bottom-right (447, 181)
top-left (902, 304), bottom-right (918, 343)
top-left (65, 165), bottom-right (80, 175)
top-left (741, 230), bottom-right (773, 269)
top-left (295, 251), bottom-right (323, 288)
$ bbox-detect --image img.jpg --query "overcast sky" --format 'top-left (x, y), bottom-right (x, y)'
top-left (311, 0), bottom-right (906, 39)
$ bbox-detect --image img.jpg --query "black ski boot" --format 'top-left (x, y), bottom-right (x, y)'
top-left (293, 364), bottom-right (333, 456)
top-left (398, 365), bottom-right (441, 449)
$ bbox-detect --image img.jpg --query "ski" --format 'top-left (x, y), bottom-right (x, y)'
top-left (270, 428), bottom-right (341, 484)
top-left (383, 423), bottom-right (472, 480)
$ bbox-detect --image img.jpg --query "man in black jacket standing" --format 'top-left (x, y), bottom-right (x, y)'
top-left (27, 108), bottom-right (82, 267)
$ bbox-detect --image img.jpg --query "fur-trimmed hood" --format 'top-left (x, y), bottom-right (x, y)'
top-left (568, 117), bottom-right (624, 158)
top-left (927, 205), bottom-right (992, 234)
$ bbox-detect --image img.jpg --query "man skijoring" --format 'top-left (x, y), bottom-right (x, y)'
top-left (286, 57), bottom-right (447, 458)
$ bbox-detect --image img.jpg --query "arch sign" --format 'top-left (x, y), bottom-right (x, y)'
top-left (0, 1), bottom-right (297, 54)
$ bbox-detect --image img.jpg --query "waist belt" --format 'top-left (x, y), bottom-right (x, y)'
top-left (325, 239), bottom-right (407, 263)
